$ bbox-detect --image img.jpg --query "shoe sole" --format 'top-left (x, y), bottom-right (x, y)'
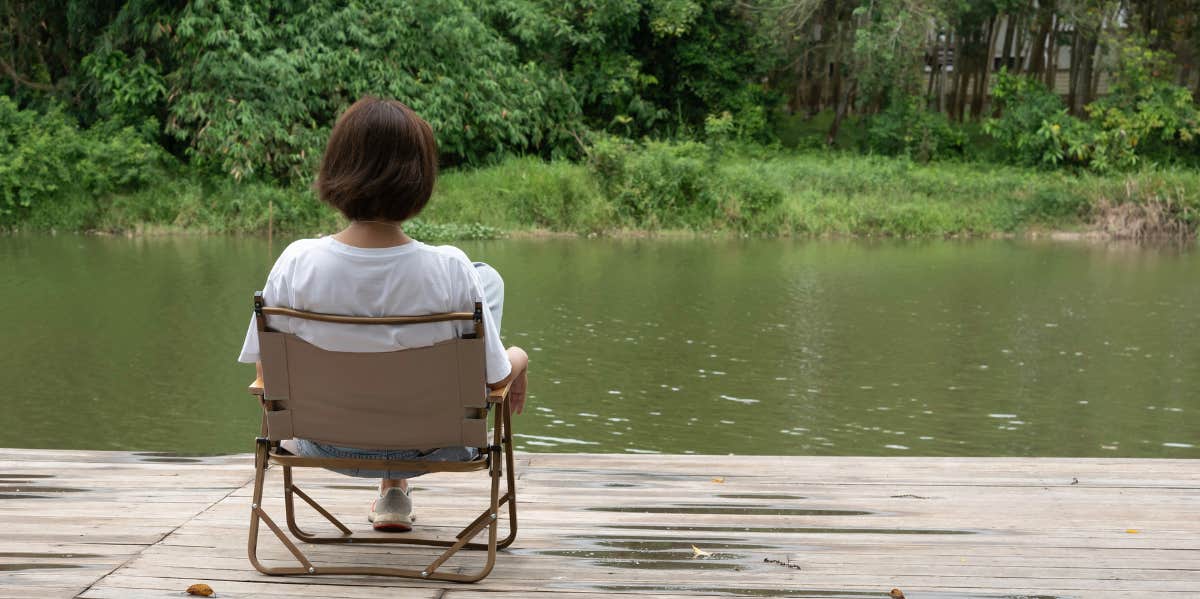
top-left (372, 521), bottom-right (412, 532)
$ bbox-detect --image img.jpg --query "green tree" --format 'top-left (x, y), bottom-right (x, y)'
top-left (479, 0), bottom-right (772, 139)
top-left (165, 0), bottom-right (581, 181)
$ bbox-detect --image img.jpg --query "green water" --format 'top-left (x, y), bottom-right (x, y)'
top-left (2, 235), bottom-right (1197, 457)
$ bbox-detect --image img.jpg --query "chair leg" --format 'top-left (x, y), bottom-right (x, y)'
top-left (246, 436), bottom-right (512, 580)
top-left (246, 440), bottom-right (269, 573)
top-left (248, 439), bottom-right (315, 575)
top-left (458, 408), bottom-right (519, 549)
top-left (499, 405), bottom-right (519, 549)
top-left (429, 445), bottom-right (501, 581)
top-left (281, 466), bottom-right (312, 538)
top-left (283, 466), bottom-right (353, 541)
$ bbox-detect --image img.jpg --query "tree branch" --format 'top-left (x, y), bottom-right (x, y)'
top-left (0, 58), bottom-right (58, 91)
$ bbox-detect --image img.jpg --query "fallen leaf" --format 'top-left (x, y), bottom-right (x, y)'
top-left (890, 589), bottom-right (906, 599)
top-left (186, 583), bottom-right (214, 597)
top-left (711, 477), bottom-right (725, 483)
top-left (1126, 529), bottom-right (1140, 534)
top-left (691, 545), bottom-right (712, 558)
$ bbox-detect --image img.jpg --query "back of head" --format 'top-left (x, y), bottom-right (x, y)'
top-left (316, 97), bottom-right (438, 222)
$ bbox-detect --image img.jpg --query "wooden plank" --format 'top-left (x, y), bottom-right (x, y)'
top-left (0, 449), bottom-right (1196, 599)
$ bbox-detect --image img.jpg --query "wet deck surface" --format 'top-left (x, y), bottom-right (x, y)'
top-left (0, 448), bottom-right (1196, 598)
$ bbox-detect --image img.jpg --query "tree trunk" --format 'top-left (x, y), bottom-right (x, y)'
top-left (972, 15), bottom-right (1000, 119)
top-left (954, 61), bottom-right (971, 122)
top-left (828, 79), bottom-right (857, 145)
top-left (792, 42), bottom-right (807, 114)
top-left (826, 27), bottom-right (844, 142)
top-left (926, 28), bottom-right (940, 107)
top-left (1028, 6), bottom-right (1053, 81)
top-left (808, 8), bottom-right (832, 115)
top-left (1044, 14), bottom-right (1059, 91)
top-left (1000, 12), bottom-right (1017, 72)
top-left (937, 41), bottom-right (947, 114)
top-left (1091, 36), bottom-right (1105, 101)
top-left (1078, 35), bottom-right (1099, 108)
top-left (1014, 13), bottom-right (1029, 74)
top-left (1066, 28), bottom-right (1082, 114)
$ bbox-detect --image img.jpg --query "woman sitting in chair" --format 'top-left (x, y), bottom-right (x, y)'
top-left (237, 96), bottom-right (530, 532)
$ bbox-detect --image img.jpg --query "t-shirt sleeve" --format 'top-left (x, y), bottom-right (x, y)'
top-left (237, 313), bottom-right (260, 364)
top-left (452, 259), bottom-right (511, 385)
top-left (237, 251), bottom-right (293, 364)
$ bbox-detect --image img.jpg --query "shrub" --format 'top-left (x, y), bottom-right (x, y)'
top-left (1085, 42), bottom-right (1200, 171)
top-left (988, 44), bottom-right (1200, 173)
top-left (589, 137), bottom-right (717, 228)
top-left (868, 96), bottom-right (966, 162)
top-left (0, 96), bottom-right (166, 227)
top-left (588, 136), bottom-right (786, 231)
top-left (984, 70), bottom-right (1081, 168)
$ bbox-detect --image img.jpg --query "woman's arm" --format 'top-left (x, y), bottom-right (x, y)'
top-left (488, 346), bottom-right (529, 415)
top-left (249, 362), bottom-right (265, 396)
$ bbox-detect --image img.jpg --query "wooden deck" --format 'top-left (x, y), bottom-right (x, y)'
top-left (0, 449), bottom-right (1196, 599)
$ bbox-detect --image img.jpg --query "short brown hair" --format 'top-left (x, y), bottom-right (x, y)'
top-left (316, 97), bottom-right (438, 222)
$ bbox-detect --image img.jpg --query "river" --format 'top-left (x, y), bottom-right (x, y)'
top-left (2, 234), bottom-right (1196, 457)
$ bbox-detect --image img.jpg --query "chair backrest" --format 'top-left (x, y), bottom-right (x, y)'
top-left (254, 292), bottom-right (489, 450)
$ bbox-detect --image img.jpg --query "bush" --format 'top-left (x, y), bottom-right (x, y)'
top-left (589, 137), bottom-right (716, 228)
top-left (984, 70), bottom-right (1080, 168)
top-left (1085, 42), bottom-right (1200, 171)
top-left (0, 96), bottom-right (166, 227)
top-left (588, 136), bottom-right (785, 231)
top-left (868, 96), bottom-right (966, 162)
top-left (987, 44), bottom-right (1200, 173)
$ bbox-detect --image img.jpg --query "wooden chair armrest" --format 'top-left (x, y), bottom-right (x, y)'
top-left (487, 383), bottom-right (511, 404)
top-left (248, 377), bottom-right (265, 397)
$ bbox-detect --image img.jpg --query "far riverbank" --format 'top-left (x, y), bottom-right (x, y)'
top-left (5, 149), bottom-right (1198, 242)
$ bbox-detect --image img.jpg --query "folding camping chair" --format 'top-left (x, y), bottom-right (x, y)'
top-left (246, 292), bottom-right (518, 582)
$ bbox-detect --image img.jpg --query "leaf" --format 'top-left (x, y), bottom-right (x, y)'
top-left (186, 583), bottom-right (215, 597)
top-left (690, 545), bottom-right (712, 559)
top-left (711, 477), bottom-right (725, 483)
top-left (889, 589), bottom-right (906, 599)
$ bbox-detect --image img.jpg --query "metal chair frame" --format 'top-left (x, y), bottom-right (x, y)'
top-left (246, 292), bottom-right (518, 582)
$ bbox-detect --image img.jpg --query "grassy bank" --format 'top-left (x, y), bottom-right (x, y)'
top-left (8, 147), bottom-right (1199, 240)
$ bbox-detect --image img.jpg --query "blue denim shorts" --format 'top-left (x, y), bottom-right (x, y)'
top-left (286, 439), bottom-right (480, 479)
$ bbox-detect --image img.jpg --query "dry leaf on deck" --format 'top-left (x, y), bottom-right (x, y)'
top-left (186, 583), bottom-right (214, 596)
top-left (691, 545), bottom-right (713, 558)
top-left (711, 477), bottom-right (725, 483)
top-left (889, 588), bottom-right (906, 599)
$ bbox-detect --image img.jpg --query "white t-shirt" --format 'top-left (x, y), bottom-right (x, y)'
top-left (237, 237), bottom-right (511, 384)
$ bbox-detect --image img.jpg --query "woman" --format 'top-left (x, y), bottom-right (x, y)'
top-left (238, 97), bottom-right (529, 532)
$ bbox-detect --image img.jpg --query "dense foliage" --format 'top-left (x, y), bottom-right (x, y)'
top-left (0, 96), bottom-right (164, 225)
top-left (986, 43), bottom-right (1200, 171)
top-left (1, 0), bottom-right (1198, 237)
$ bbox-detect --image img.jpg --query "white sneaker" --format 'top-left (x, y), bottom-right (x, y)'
top-left (368, 488), bottom-right (413, 532)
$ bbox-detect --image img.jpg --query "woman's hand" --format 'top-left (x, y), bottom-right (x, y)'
top-left (490, 346), bottom-right (529, 415)
top-left (508, 366), bottom-right (528, 415)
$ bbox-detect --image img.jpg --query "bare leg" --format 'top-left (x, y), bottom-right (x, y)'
top-left (380, 478), bottom-right (408, 494)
